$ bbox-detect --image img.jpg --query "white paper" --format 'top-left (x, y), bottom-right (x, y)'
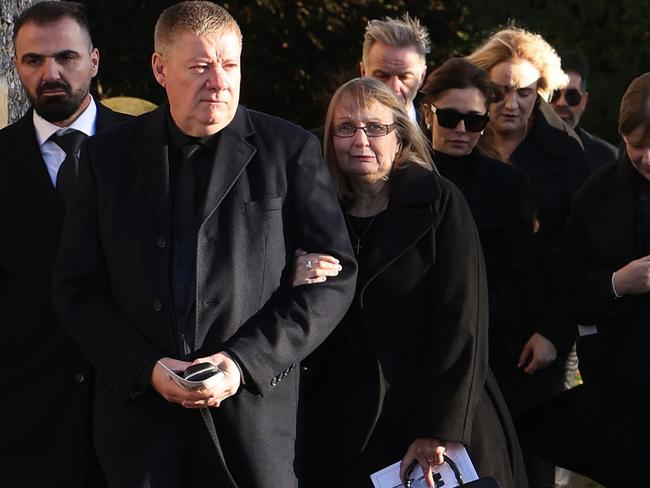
top-left (370, 443), bottom-right (478, 488)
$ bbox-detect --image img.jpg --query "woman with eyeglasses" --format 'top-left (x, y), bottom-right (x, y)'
top-left (295, 77), bottom-right (527, 488)
top-left (419, 54), bottom-right (535, 421)
top-left (517, 73), bottom-right (650, 486)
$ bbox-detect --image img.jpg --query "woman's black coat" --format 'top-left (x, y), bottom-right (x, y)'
top-left (435, 150), bottom-right (535, 415)
top-left (303, 164), bottom-right (527, 488)
top-left (519, 155), bottom-right (650, 485)
top-left (506, 99), bottom-right (589, 414)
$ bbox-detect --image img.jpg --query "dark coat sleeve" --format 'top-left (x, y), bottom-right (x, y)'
top-left (413, 182), bottom-right (488, 445)
top-left (218, 135), bottom-right (357, 397)
top-left (551, 173), bottom-right (623, 325)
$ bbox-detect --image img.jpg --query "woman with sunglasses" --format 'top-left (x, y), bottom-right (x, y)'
top-left (295, 77), bottom-right (527, 488)
top-left (420, 55), bottom-right (535, 421)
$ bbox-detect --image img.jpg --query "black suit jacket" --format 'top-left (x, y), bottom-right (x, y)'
top-left (53, 104), bottom-right (357, 488)
top-left (0, 103), bottom-right (129, 488)
top-left (576, 126), bottom-right (619, 173)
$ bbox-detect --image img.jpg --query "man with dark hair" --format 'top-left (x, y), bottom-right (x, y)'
top-left (0, 2), bottom-right (128, 486)
top-left (552, 50), bottom-right (618, 171)
top-left (53, 1), bottom-right (356, 487)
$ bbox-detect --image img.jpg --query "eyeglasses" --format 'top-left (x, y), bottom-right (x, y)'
top-left (550, 88), bottom-right (583, 107)
top-left (430, 105), bottom-right (490, 133)
top-left (331, 122), bottom-right (397, 138)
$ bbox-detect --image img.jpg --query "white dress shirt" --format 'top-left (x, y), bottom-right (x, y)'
top-left (33, 96), bottom-right (98, 186)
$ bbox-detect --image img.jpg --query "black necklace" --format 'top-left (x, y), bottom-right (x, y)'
top-left (345, 213), bottom-right (377, 254)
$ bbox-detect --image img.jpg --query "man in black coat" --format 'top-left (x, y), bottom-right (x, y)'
top-left (0, 2), bottom-right (128, 487)
top-left (551, 51), bottom-right (618, 172)
top-left (53, 2), bottom-right (356, 487)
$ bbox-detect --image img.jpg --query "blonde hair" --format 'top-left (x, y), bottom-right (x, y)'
top-left (324, 78), bottom-right (435, 201)
top-left (619, 72), bottom-right (650, 145)
top-left (362, 14), bottom-right (430, 66)
top-left (467, 26), bottom-right (568, 99)
top-left (154, 1), bottom-right (242, 55)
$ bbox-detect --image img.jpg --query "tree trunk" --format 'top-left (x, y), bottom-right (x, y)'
top-left (0, 0), bottom-right (44, 128)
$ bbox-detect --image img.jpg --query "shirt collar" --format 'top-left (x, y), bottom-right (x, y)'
top-left (33, 95), bottom-right (98, 146)
top-left (166, 107), bottom-right (220, 153)
top-left (407, 104), bottom-right (417, 123)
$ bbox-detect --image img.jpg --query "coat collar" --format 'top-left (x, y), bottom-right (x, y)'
top-left (360, 164), bottom-right (441, 292)
top-left (200, 105), bottom-right (256, 226)
top-left (131, 104), bottom-right (257, 233)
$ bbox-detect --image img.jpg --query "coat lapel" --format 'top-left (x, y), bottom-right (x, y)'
top-left (361, 165), bottom-right (440, 295)
top-left (130, 106), bottom-right (171, 233)
top-left (200, 107), bottom-right (256, 226)
top-left (11, 111), bottom-right (65, 227)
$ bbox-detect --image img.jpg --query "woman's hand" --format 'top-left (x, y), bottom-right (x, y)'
top-left (399, 438), bottom-right (446, 488)
top-left (613, 255), bottom-right (650, 296)
top-left (517, 332), bottom-right (557, 374)
top-left (291, 248), bottom-right (342, 287)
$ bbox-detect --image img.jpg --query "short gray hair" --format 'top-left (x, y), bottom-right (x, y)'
top-left (362, 14), bottom-right (430, 66)
top-left (154, 1), bottom-right (242, 55)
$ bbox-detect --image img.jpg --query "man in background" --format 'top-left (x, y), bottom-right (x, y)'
top-left (360, 14), bottom-right (429, 124)
top-left (552, 50), bottom-right (618, 171)
top-left (0, 2), bottom-right (128, 487)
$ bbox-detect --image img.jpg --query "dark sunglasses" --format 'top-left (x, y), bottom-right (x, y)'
top-left (550, 88), bottom-right (583, 107)
top-left (430, 105), bottom-right (490, 133)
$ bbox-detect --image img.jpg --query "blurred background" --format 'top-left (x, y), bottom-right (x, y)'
top-left (7, 0), bottom-right (650, 143)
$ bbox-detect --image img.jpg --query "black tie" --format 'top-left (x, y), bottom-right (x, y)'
top-left (50, 129), bottom-right (87, 203)
top-left (175, 141), bottom-right (202, 242)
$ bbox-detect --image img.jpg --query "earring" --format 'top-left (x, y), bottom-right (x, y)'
top-left (480, 130), bottom-right (485, 135)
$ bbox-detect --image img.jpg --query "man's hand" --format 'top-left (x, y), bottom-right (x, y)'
top-left (613, 255), bottom-right (650, 296)
top-left (517, 332), bottom-right (557, 374)
top-left (151, 357), bottom-right (213, 405)
top-left (183, 351), bottom-right (242, 409)
top-left (399, 438), bottom-right (446, 488)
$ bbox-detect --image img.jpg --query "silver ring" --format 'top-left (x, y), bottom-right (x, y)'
top-left (305, 260), bottom-right (313, 270)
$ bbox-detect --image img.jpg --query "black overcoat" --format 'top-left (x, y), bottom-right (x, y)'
top-left (52, 105), bottom-right (357, 488)
top-left (519, 155), bottom-right (650, 485)
top-left (435, 150), bottom-right (535, 412)
top-left (507, 99), bottom-right (589, 414)
top-left (0, 104), bottom-right (128, 488)
top-left (303, 164), bottom-right (527, 488)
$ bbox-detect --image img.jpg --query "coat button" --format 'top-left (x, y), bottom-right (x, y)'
top-left (74, 373), bottom-right (85, 383)
top-left (157, 236), bottom-right (166, 248)
top-left (153, 299), bottom-right (163, 311)
top-left (289, 363), bottom-right (296, 372)
top-left (270, 377), bottom-right (278, 387)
